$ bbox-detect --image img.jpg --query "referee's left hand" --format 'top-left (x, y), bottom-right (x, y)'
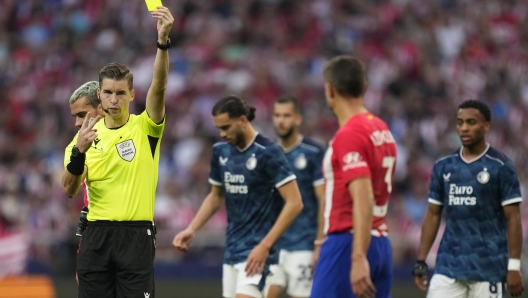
top-left (245, 243), bottom-right (269, 277)
top-left (507, 270), bottom-right (524, 297)
top-left (151, 6), bottom-right (174, 42)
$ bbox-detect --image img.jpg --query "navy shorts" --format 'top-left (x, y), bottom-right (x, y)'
top-left (311, 232), bottom-right (393, 298)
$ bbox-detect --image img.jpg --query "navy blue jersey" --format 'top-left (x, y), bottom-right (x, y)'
top-left (279, 137), bottom-right (325, 251)
top-left (209, 133), bottom-right (296, 265)
top-left (428, 145), bottom-right (522, 282)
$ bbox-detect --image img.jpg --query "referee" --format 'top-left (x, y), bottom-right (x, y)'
top-left (61, 6), bottom-right (173, 298)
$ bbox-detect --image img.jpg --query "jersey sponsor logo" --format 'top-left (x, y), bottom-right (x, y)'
top-left (116, 139), bottom-right (136, 162)
top-left (246, 154), bottom-right (257, 170)
top-left (224, 172), bottom-right (248, 194)
top-left (94, 138), bottom-right (101, 146)
top-left (294, 153), bottom-right (307, 170)
top-left (342, 152), bottom-right (367, 171)
top-left (219, 156), bottom-right (228, 166)
top-left (443, 173), bottom-right (451, 181)
top-left (448, 183), bottom-right (476, 205)
top-left (477, 168), bottom-right (490, 184)
top-left (370, 130), bottom-right (395, 146)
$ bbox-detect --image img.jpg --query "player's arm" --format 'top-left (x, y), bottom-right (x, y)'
top-left (313, 184), bottom-right (325, 265)
top-left (62, 114), bottom-right (101, 198)
top-left (245, 180), bottom-right (303, 276)
top-left (504, 203), bottom-right (524, 297)
top-left (62, 166), bottom-right (87, 198)
top-left (348, 178), bottom-right (376, 297)
top-left (172, 185), bottom-right (225, 251)
top-left (145, 6), bottom-right (174, 124)
top-left (413, 202), bottom-right (443, 290)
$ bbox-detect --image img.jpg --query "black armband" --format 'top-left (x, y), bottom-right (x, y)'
top-left (67, 152), bottom-right (86, 176)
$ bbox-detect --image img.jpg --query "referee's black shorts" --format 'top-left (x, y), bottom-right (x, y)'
top-left (77, 220), bottom-right (156, 298)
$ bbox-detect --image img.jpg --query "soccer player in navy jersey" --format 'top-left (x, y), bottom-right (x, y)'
top-left (172, 95), bottom-right (303, 298)
top-left (413, 100), bottom-right (524, 297)
top-left (310, 56), bottom-right (397, 298)
top-left (267, 95), bottom-right (325, 298)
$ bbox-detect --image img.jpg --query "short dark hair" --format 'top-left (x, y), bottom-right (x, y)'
top-left (99, 62), bottom-right (134, 90)
top-left (212, 95), bottom-right (256, 121)
top-left (458, 99), bottom-right (492, 122)
top-left (323, 55), bottom-right (367, 98)
top-left (275, 95), bottom-right (301, 114)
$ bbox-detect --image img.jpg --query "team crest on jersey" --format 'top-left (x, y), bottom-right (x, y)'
top-left (246, 154), bottom-right (257, 170)
top-left (294, 154), bottom-right (307, 170)
top-left (477, 168), bottom-right (490, 184)
top-left (116, 139), bottom-right (136, 162)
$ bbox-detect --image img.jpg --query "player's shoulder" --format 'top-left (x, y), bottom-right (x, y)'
top-left (434, 148), bottom-right (460, 165)
top-left (484, 146), bottom-right (512, 167)
top-left (254, 134), bottom-right (279, 150)
top-left (212, 141), bottom-right (229, 154)
top-left (299, 137), bottom-right (324, 153)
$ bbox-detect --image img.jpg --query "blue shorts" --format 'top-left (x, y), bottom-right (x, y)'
top-left (311, 233), bottom-right (393, 298)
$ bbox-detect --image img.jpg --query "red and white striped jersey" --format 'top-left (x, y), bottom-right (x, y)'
top-left (323, 113), bottom-right (397, 236)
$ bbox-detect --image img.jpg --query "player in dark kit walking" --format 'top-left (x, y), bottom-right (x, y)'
top-left (267, 95), bottom-right (325, 298)
top-left (61, 6), bottom-right (174, 298)
top-left (413, 100), bottom-right (524, 297)
top-left (173, 95), bottom-right (303, 298)
top-left (310, 56), bottom-right (397, 298)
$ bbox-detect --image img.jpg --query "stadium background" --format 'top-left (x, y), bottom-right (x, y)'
top-left (1, 0), bottom-right (528, 297)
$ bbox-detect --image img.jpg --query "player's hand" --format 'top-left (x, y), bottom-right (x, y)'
top-left (507, 270), bottom-right (524, 297)
top-left (151, 6), bottom-right (174, 42)
top-left (412, 260), bottom-right (429, 292)
top-left (172, 229), bottom-right (195, 252)
top-left (75, 113), bottom-right (101, 153)
top-left (351, 255), bottom-right (376, 298)
top-left (245, 243), bottom-right (269, 277)
top-left (313, 245), bottom-right (321, 269)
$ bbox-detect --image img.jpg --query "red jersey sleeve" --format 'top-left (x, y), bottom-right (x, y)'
top-left (332, 128), bottom-right (372, 185)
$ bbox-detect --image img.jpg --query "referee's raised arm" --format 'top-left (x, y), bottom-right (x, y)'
top-left (145, 6), bottom-right (174, 124)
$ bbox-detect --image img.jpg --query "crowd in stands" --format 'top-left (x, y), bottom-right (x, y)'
top-left (1, 0), bottom-right (528, 275)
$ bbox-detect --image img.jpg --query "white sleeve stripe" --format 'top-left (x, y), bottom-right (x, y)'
top-left (502, 197), bottom-right (523, 206)
top-left (312, 178), bottom-right (325, 186)
top-left (428, 198), bottom-right (443, 205)
top-left (208, 178), bottom-right (223, 186)
top-left (276, 175), bottom-right (297, 188)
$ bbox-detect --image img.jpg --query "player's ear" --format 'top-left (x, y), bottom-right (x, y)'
top-left (130, 89), bottom-right (135, 102)
top-left (97, 88), bottom-right (101, 99)
top-left (296, 113), bottom-right (303, 126)
top-left (483, 121), bottom-right (490, 132)
top-left (325, 82), bottom-right (335, 99)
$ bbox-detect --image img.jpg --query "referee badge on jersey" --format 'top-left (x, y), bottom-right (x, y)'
top-left (477, 168), bottom-right (490, 184)
top-left (116, 139), bottom-right (136, 162)
top-left (246, 154), bottom-right (257, 170)
top-left (294, 154), bottom-right (307, 170)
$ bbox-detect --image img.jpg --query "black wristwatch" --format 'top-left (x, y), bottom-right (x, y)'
top-left (72, 146), bottom-right (83, 157)
top-left (157, 38), bottom-right (171, 51)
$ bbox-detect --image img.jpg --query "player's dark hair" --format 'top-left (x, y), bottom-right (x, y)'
top-left (275, 95), bottom-right (301, 114)
top-left (323, 55), bottom-right (367, 98)
top-left (212, 95), bottom-right (256, 121)
top-left (458, 100), bottom-right (492, 122)
top-left (99, 62), bottom-right (134, 90)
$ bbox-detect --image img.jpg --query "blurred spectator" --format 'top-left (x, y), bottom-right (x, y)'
top-left (0, 0), bottom-right (527, 275)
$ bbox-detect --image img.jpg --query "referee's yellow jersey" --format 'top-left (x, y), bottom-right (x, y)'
top-left (64, 111), bottom-right (165, 221)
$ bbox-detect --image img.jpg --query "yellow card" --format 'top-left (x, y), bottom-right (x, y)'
top-left (145, 0), bottom-right (162, 11)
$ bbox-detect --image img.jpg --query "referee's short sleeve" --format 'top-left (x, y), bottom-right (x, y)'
top-left (140, 110), bottom-right (165, 137)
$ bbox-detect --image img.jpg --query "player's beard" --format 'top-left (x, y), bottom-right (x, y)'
top-left (233, 130), bottom-right (247, 148)
top-left (276, 126), bottom-right (295, 140)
